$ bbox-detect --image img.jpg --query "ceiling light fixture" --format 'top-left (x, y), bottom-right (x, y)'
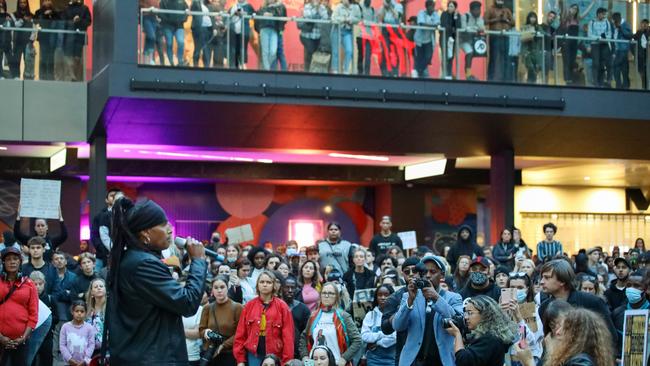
top-left (328, 153), bottom-right (390, 162)
top-left (257, 159), bottom-right (273, 164)
top-left (0, 146), bottom-right (7, 150)
top-left (404, 159), bottom-right (448, 181)
top-left (583, 176), bottom-right (591, 181)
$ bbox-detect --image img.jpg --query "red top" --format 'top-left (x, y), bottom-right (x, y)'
top-left (233, 296), bottom-right (295, 364)
top-left (0, 276), bottom-right (39, 339)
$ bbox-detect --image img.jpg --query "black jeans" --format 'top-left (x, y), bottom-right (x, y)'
top-left (300, 36), bottom-right (320, 71)
top-left (612, 51), bottom-right (629, 89)
top-left (357, 38), bottom-right (372, 75)
top-left (0, 343), bottom-right (28, 366)
top-left (488, 35), bottom-right (509, 81)
top-left (592, 42), bottom-right (612, 87)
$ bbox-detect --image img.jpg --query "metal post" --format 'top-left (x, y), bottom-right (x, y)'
top-left (441, 28), bottom-right (447, 78)
top-left (139, 9), bottom-right (143, 64)
top-left (456, 28), bottom-right (461, 80)
top-left (338, 23), bottom-right (342, 74)
top-left (241, 15), bottom-right (246, 69)
top-left (83, 33), bottom-right (87, 81)
top-left (646, 43), bottom-right (650, 90)
top-left (553, 36), bottom-right (560, 85)
top-left (226, 13), bottom-right (230, 68)
top-left (540, 32), bottom-right (546, 85)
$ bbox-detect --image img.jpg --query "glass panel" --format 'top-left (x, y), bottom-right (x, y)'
top-left (1, 24), bottom-right (88, 81)
top-left (136, 4), bottom-right (650, 90)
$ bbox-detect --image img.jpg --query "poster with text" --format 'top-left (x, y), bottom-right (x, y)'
top-left (19, 179), bottom-right (61, 219)
top-left (622, 309), bottom-right (649, 366)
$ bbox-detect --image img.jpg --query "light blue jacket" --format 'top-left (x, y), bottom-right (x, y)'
top-left (392, 288), bottom-right (463, 366)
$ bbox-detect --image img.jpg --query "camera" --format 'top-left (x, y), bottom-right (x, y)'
top-left (442, 314), bottom-right (466, 333)
top-left (414, 278), bottom-right (429, 289)
top-left (199, 331), bottom-right (225, 366)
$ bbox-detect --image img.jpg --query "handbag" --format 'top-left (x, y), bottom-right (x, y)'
top-left (310, 51), bottom-right (331, 73)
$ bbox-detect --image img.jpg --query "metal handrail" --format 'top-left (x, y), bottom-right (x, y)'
top-left (0, 25), bottom-right (87, 34)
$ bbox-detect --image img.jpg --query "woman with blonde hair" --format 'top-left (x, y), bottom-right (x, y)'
top-left (299, 281), bottom-right (361, 366)
top-left (85, 277), bottom-right (107, 354)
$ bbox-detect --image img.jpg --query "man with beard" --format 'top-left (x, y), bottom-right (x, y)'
top-left (393, 255), bottom-right (463, 366)
top-left (458, 257), bottom-right (501, 301)
top-left (446, 225), bottom-right (483, 273)
top-left (381, 256), bottom-right (421, 365)
top-left (604, 257), bottom-right (631, 310)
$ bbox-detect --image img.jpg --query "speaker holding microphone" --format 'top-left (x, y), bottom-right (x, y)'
top-left (174, 237), bottom-right (224, 261)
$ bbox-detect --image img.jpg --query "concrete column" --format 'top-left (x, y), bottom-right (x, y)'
top-left (88, 134), bottom-right (107, 221)
top-left (489, 150), bottom-right (515, 242)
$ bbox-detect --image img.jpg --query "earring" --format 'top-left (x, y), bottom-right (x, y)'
top-left (144, 236), bottom-right (150, 244)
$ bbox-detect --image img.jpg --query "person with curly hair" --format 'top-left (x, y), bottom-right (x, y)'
top-left (445, 295), bottom-right (518, 366)
top-left (514, 307), bottom-right (615, 366)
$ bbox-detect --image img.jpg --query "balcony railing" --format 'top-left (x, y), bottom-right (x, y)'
top-left (138, 8), bottom-right (649, 90)
top-left (0, 25), bottom-right (88, 82)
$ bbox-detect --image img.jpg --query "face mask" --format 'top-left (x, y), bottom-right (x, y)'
top-left (626, 287), bottom-right (644, 304)
top-left (469, 272), bottom-right (488, 287)
top-left (516, 289), bottom-right (527, 303)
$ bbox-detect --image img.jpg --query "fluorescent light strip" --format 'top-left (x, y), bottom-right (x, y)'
top-left (404, 159), bottom-right (447, 181)
top-left (0, 146), bottom-right (7, 150)
top-left (328, 153), bottom-right (390, 162)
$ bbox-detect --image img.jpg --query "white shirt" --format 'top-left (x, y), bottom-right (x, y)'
top-left (312, 311), bottom-right (342, 363)
top-left (183, 305), bottom-right (203, 362)
top-left (201, 3), bottom-right (213, 27)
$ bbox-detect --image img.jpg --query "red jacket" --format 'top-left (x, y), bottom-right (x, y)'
top-left (0, 276), bottom-right (38, 339)
top-left (234, 296), bottom-right (295, 364)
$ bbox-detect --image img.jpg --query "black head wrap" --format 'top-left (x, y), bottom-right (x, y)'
top-left (126, 200), bottom-right (168, 234)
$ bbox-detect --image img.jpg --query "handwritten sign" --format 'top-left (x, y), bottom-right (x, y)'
top-left (19, 179), bottom-right (61, 219)
top-left (622, 309), bottom-right (648, 366)
top-left (397, 231), bottom-right (418, 250)
top-left (519, 302), bottom-right (538, 333)
top-left (225, 224), bottom-right (254, 245)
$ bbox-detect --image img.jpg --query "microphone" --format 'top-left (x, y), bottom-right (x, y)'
top-left (174, 237), bottom-right (224, 261)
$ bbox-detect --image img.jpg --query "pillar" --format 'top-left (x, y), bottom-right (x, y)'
top-left (88, 134), bottom-right (107, 221)
top-left (489, 150), bottom-right (515, 244)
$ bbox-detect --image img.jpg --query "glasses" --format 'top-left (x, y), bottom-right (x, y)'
top-left (321, 292), bottom-right (337, 297)
top-left (402, 267), bottom-right (416, 275)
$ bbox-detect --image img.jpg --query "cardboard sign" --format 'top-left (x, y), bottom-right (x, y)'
top-left (225, 224), bottom-right (254, 244)
top-left (397, 231), bottom-right (418, 250)
top-left (622, 309), bottom-right (649, 366)
top-left (19, 178), bottom-right (61, 219)
top-left (519, 302), bottom-right (538, 333)
top-left (352, 288), bottom-right (376, 327)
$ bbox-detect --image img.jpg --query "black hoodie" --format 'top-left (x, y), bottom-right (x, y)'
top-left (447, 225), bottom-right (484, 273)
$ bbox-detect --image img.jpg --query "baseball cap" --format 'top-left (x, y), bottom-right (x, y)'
top-left (421, 254), bottom-right (447, 274)
top-left (470, 256), bottom-right (490, 269)
top-left (1, 246), bottom-right (21, 260)
top-left (614, 257), bottom-right (631, 268)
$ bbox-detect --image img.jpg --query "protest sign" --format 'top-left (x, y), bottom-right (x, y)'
top-left (397, 231), bottom-right (418, 250)
top-left (622, 309), bottom-right (649, 366)
top-left (225, 224), bottom-right (255, 244)
top-left (19, 179), bottom-right (61, 219)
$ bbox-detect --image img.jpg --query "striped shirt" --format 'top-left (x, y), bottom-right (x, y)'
top-left (536, 240), bottom-right (563, 262)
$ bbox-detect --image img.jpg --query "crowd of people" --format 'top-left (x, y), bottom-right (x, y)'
top-left (138, 0), bottom-right (650, 87)
top-left (1, 188), bottom-right (650, 366)
top-left (0, 0), bottom-right (91, 81)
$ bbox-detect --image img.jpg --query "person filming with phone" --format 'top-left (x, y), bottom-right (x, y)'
top-left (445, 295), bottom-right (518, 366)
top-left (392, 255), bottom-right (463, 366)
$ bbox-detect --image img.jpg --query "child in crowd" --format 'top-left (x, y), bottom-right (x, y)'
top-left (59, 300), bottom-right (96, 366)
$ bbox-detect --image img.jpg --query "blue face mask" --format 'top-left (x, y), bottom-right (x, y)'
top-left (626, 287), bottom-right (644, 304)
top-left (516, 289), bottom-right (528, 303)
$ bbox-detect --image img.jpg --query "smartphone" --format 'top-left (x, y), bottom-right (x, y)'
top-left (167, 266), bottom-right (174, 275)
top-left (304, 360), bottom-right (315, 366)
top-left (518, 324), bottom-right (528, 348)
top-left (230, 268), bottom-right (237, 277)
top-left (500, 288), bottom-right (516, 304)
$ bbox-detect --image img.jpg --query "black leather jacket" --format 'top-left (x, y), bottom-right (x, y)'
top-left (108, 248), bottom-right (207, 365)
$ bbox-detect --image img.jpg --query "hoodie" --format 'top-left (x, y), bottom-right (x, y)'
top-left (446, 225), bottom-right (484, 273)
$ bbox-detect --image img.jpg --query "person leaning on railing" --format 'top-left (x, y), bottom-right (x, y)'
top-left (459, 1), bottom-right (484, 80)
top-left (484, 0), bottom-right (512, 82)
top-left (300, 0), bottom-right (329, 71)
top-left (62, 0), bottom-right (91, 81)
top-left (413, 0), bottom-right (440, 79)
top-left (633, 18), bottom-right (649, 89)
top-left (159, 0), bottom-right (188, 66)
top-left (13, 0), bottom-right (36, 80)
top-left (0, 0), bottom-right (20, 79)
top-left (520, 11), bottom-right (543, 83)
top-left (34, 0), bottom-right (60, 80)
top-left (228, 0), bottom-right (255, 69)
top-left (331, 0), bottom-right (360, 74)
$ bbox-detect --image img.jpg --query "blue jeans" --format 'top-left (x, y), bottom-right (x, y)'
top-left (27, 314), bottom-right (52, 365)
top-left (331, 27), bottom-right (353, 73)
top-left (247, 352), bottom-right (263, 366)
top-left (260, 28), bottom-right (278, 70)
top-left (142, 15), bottom-right (158, 56)
top-left (162, 25), bottom-right (185, 65)
top-left (276, 32), bottom-right (287, 71)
